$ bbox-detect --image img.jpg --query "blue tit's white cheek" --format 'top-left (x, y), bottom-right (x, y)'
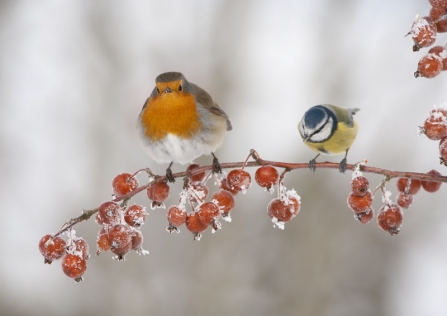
top-left (298, 121), bottom-right (306, 138)
top-left (309, 118), bottom-right (334, 142)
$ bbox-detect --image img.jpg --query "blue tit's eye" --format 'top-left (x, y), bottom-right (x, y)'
top-left (178, 85), bottom-right (183, 92)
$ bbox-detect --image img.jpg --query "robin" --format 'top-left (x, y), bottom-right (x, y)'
top-left (137, 72), bottom-right (232, 182)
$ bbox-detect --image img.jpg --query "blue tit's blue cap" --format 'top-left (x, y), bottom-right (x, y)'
top-left (304, 106), bottom-right (327, 129)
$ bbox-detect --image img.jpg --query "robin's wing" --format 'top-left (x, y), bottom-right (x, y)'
top-left (192, 83), bottom-right (232, 131)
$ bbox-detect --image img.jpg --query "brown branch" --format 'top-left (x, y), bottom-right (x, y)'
top-left (52, 153), bottom-right (447, 238)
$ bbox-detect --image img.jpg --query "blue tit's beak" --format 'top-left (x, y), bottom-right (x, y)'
top-left (303, 135), bottom-right (309, 142)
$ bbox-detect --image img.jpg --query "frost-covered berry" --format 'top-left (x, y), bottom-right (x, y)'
top-left (226, 169), bottom-right (251, 193)
top-left (347, 191), bottom-right (373, 214)
top-left (411, 16), bottom-right (437, 51)
top-left (429, 7), bottom-right (447, 33)
top-left (62, 253), bottom-right (87, 282)
top-left (396, 178), bottom-right (421, 195)
top-left (211, 189), bottom-right (235, 214)
top-left (166, 205), bottom-right (187, 232)
top-left (39, 234), bottom-right (66, 264)
top-left (96, 227), bottom-right (111, 255)
top-left (71, 238), bottom-right (89, 260)
top-left (429, 0), bottom-right (447, 9)
top-left (439, 137), bottom-right (447, 165)
top-left (267, 198), bottom-right (294, 223)
top-left (255, 165), bottom-right (279, 190)
top-left (124, 204), bottom-right (146, 228)
top-left (185, 212), bottom-right (208, 240)
top-left (351, 176), bottom-right (369, 196)
top-left (146, 181), bottom-right (170, 203)
top-left (96, 201), bottom-right (121, 226)
top-left (112, 173), bottom-right (138, 196)
top-left (198, 202), bottom-right (221, 225)
top-left (188, 185), bottom-right (209, 204)
top-left (428, 46), bottom-right (447, 70)
top-left (415, 54), bottom-right (443, 78)
top-left (219, 178), bottom-right (239, 195)
top-left (354, 208), bottom-right (374, 224)
top-left (186, 164), bottom-right (206, 184)
top-left (421, 169), bottom-right (443, 192)
top-left (130, 229), bottom-right (148, 255)
top-left (377, 204), bottom-right (403, 236)
top-left (396, 192), bottom-right (414, 209)
top-left (108, 224), bottom-right (132, 260)
top-left (422, 108), bottom-right (447, 140)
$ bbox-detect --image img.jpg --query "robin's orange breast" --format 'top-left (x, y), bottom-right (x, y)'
top-left (141, 92), bottom-right (201, 142)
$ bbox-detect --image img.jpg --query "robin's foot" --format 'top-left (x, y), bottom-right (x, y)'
top-left (212, 153), bottom-right (222, 174)
top-left (339, 158), bottom-right (347, 174)
top-left (166, 167), bottom-right (175, 183)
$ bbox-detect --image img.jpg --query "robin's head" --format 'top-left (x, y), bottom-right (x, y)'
top-left (155, 72), bottom-right (187, 95)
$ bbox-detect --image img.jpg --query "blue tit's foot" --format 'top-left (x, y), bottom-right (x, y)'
top-left (309, 153), bottom-right (320, 172)
top-left (339, 158), bottom-right (347, 173)
top-left (212, 153), bottom-right (222, 174)
top-left (166, 163), bottom-right (175, 183)
top-left (308, 159), bottom-right (317, 172)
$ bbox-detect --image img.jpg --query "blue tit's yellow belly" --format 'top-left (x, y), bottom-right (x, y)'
top-left (304, 121), bottom-right (358, 155)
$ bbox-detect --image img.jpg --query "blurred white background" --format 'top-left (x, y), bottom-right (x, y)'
top-left (1, 0), bottom-right (447, 315)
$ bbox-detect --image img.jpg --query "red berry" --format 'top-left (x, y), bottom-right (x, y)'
top-left (288, 196), bottom-right (301, 216)
top-left (198, 202), bottom-right (221, 225)
top-left (185, 212), bottom-right (208, 240)
top-left (396, 192), bottom-right (414, 209)
top-left (188, 185), bottom-right (209, 204)
top-left (429, 0), bottom-right (447, 9)
top-left (428, 46), bottom-right (447, 70)
top-left (167, 205), bottom-right (187, 229)
top-left (108, 224), bottom-right (132, 251)
top-left (396, 178), bottom-right (421, 195)
top-left (411, 16), bottom-right (437, 51)
top-left (429, 7), bottom-right (447, 33)
top-left (415, 54), bottom-right (443, 78)
top-left (211, 189), bottom-right (235, 214)
top-left (347, 191), bottom-right (373, 214)
top-left (421, 169), bottom-right (443, 192)
top-left (423, 108), bottom-right (447, 140)
top-left (439, 137), bottom-right (447, 165)
top-left (146, 181), bottom-right (170, 203)
top-left (227, 169), bottom-right (251, 193)
top-left (350, 176), bottom-right (370, 196)
top-left (96, 227), bottom-right (111, 255)
top-left (130, 229), bottom-right (143, 251)
top-left (96, 201), bottom-right (121, 226)
top-left (377, 204), bottom-right (403, 236)
top-left (354, 208), bottom-right (374, 224)
top-left (220, 178), bottom-right (239, 195)
top-left (124, 204), bottom-right (146, 228)
top-left (255, 165), bottom-right (279, 189)
top-left (62, 253), bottom-right (87, 282)
top-left (267, 198), bottom-right (294, 223)
top-left (112, 173), bottom-right (138, 196)
top-left (39, 234), bottom-right (66, 264)
top-left (186, 164), bottom-right (206, 184)
top-left (72, 238), bottom-right (89, 259)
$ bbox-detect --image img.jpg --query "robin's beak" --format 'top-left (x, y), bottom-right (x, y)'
top-left (164, 87), bottom-right (173, 93)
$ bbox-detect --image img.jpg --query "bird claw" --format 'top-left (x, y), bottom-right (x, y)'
top-left (165, 167), bottom-right (175, 183)
top-left (339, 158), bottom-right (347, 173)
top-left (212, 155), bottom-right (222, 174)
top-left (308, 159), bottom-right (316, 172)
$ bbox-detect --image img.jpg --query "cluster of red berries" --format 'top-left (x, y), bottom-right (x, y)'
top-left (409, 1), bottom-right (447, 78)
top-left (347, 163), bottom-right (443, 236)
top-left (38, 232), bottom-right (90, 282)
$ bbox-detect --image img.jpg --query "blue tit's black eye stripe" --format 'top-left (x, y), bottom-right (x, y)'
top-left (305, 105), bottom-right (338, 141)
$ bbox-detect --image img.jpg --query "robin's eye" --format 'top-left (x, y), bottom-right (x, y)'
top-left (156, 87), bottom-right (160, 94)
top-left (178, 85), bottom-right (183, 92)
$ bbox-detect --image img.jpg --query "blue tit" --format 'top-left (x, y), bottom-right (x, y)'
top-left (298, 104), bottom-right (359, 173)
